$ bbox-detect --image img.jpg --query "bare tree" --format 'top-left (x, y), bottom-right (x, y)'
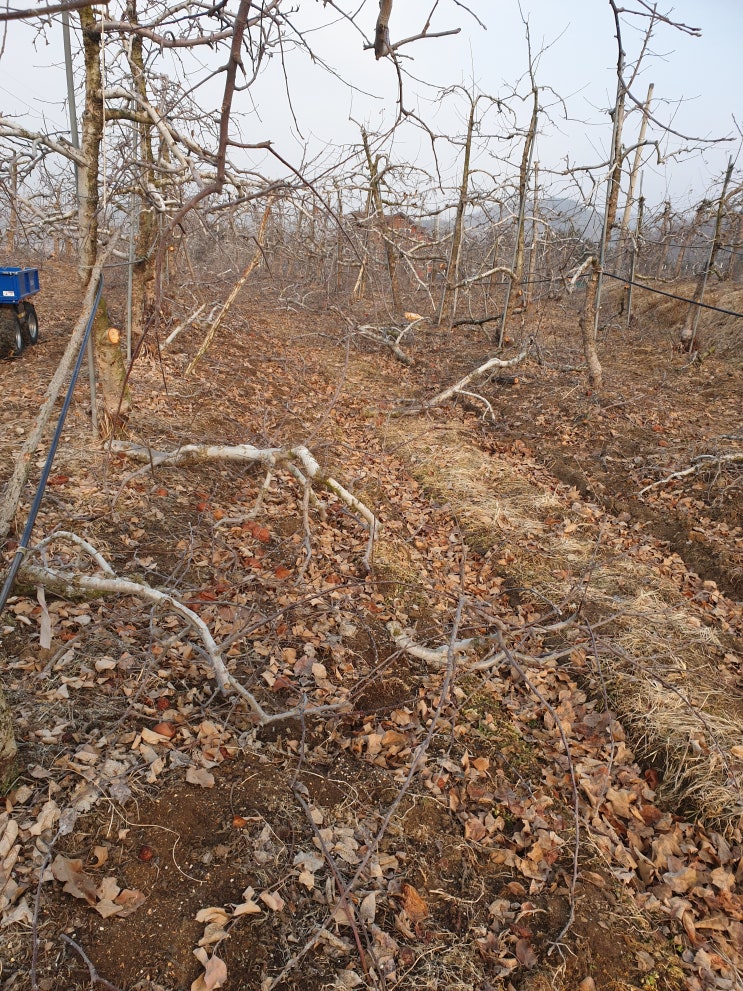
top-left (680, 160), bottom-right (735, 350)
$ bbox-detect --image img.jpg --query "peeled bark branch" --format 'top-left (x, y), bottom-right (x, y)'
top-left (387, 621), bottom-right (497, 669)
top-left (110, 441), bottom-right (379, 533)
top-left (638, 452), bottom-right (743, 496)
top-left (425, 347), bottom-right (530, 408)
top-left (21, 539), bottom-right (349, 726)
top-left (357, 326), bottom-right (414, 366)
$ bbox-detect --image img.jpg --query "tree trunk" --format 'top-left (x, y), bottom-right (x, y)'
top-left (580, 258), bottom-right (603, 390)
top-left (673, 203), bottom-right (706, 279)
top-left (361, 129), bottom-right (401, 315)
top-left (127, 0), bottom-right (157, 342)
top-left (724, 209), bottom-right (743, 281)
top-left (620, 82), bottom-right (653, 236)
top-left (524, 162), bottom-right (540, 308)
top-left (680, 160), bottom-right (734, 349)
top-left (437, 96), bottom-right (476, 327)
top-left (655, 200), bottom-right (672, 279)
top-left (0, 685), bottom-right (17, 792)
top-left (511, 91), bottom-right (538, 304)
top-left (79, 5), bottom-right (131, 430)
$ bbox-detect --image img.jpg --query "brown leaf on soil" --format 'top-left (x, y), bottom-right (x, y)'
top-left (259, 890), bottom-right (285, 912)
top-left (152, 721), bottom-right (177, 738)
top-left (114, 888), bottom-right (146, 917)
top-left (233, 887), bottom-right (262, 916)
top-left (186, 767), bottom-right (216, 788)
top-left (515, 937), bottom-right (538, 968)
top-left (196, 907), bottom-right (231, 925)
top-left (464, 816), bottom-right (489, 842)
top-left (663, 865), bottom-right (698, 893)
top-left (90, 845), bottom-right (109, 868)
top-left (191, 949), bottom-right (227, 991)
top-left (94, 898), bottom-right (123, 919)
top-left (401, 883), bottom-right (428, 922)
top-left (51, 854), bottom-right (99, 906)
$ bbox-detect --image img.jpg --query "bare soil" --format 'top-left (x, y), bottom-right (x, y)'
top-left (0, 260), bottom-right (741, 991)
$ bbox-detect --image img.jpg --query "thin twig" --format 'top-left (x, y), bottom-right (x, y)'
top-left (292, 783), bottom-right (369, 975)
top-left (60, 934), bottom-right (126, 991)
top-left (638, 452), bottom-right (743, 495)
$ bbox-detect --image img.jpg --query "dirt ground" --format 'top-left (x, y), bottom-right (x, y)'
top-left (0, 259), bottom-right (741, 991)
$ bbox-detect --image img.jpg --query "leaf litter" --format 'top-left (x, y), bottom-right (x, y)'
top-left (0, 269), bottom-right (741, 990)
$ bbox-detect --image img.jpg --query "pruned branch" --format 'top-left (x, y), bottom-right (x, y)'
top-left (425, 346), bottom-right (530, 409)
top-left (0, 0), bottom-right (107, 22)
top-left (0, 118), bottom-right (87, 168)
top-left (638, 453), bottom-right (743, 496)
top-left (20, 538), bottom-right (349, 726)
top-left (374, 0), bottom-right (392, 59)
top-left (109, 441), bottom-right (379, 534)
top-left (387, 621), bottom-right (498, 669)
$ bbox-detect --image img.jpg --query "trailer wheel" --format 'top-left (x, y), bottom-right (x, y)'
top-left (0, 308), bottom-right (24, 358)
top-left (21, 303), bottom-right (39, 345)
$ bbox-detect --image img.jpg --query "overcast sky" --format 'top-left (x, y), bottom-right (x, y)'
top-left (1, 0), bottom-right (740, 211)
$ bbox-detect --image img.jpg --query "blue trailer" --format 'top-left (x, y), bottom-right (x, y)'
top-left (0, 267), bottom-right (40, 357)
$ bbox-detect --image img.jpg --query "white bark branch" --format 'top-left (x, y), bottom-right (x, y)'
top-left (425, 347), bottom-right (530, 409)
top-left (19, 561), bottom-right (252, 700)
top-left (109, 441), bottom-right (379, 533)
top-left (387, 621), bottom-right (497, 669)
top-left (21, 540), bottom-right (351, 727)
top-left (638, 452), bottom-right (743, 495)
top-left (163, 303), bottom-right (206, 347)
top-left (0, 118), bottom-right (88, 167)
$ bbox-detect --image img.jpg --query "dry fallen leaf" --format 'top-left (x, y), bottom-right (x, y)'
top-left (97, 876), bottom-right (121, 902)
top-left (515, 937), bottom-right (538, 969)
top-left (359, 891), bottom-right (376, 924)
top-left (198, 922), bottom-right (229, 947)
top-left (186, 767), bottom-right (215, 789)
top-left (233, 886), bottom-right (262, 916)
top-left (95, 897), bottom-right (124, 919)
top-left (114, 888), bottom-right (146, 917)
top-left (152, 721), bottom-right (177, 739)
top-left (331, 900), bottom-right (356, 926)
top-left (90, 845), bottom-right (109, 868)
top-left (297, 869), bottom-right (315, 889)
top-left (401, 883), bottom-right (428, 922)
top-left (140, 726), bottom-right (169, 746)
top-left (196, 907), bottom-right (231, 926)
top-left (191, 948), bottom-right (228, 991)
top-left (51, 854), bottom-right (98, 906)
top-left (259, 890), bottom-right (285, 912)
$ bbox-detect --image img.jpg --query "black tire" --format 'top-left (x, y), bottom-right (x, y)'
top-left (21, 303), bottom-right (39, 346)
top-left (0, 308), bottom-right (24, 358)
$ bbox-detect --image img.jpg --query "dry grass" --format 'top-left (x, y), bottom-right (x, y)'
top-left (380, 412), bottom-right (743, 830)
top-left (626, 278), bottom-right (743, 356)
